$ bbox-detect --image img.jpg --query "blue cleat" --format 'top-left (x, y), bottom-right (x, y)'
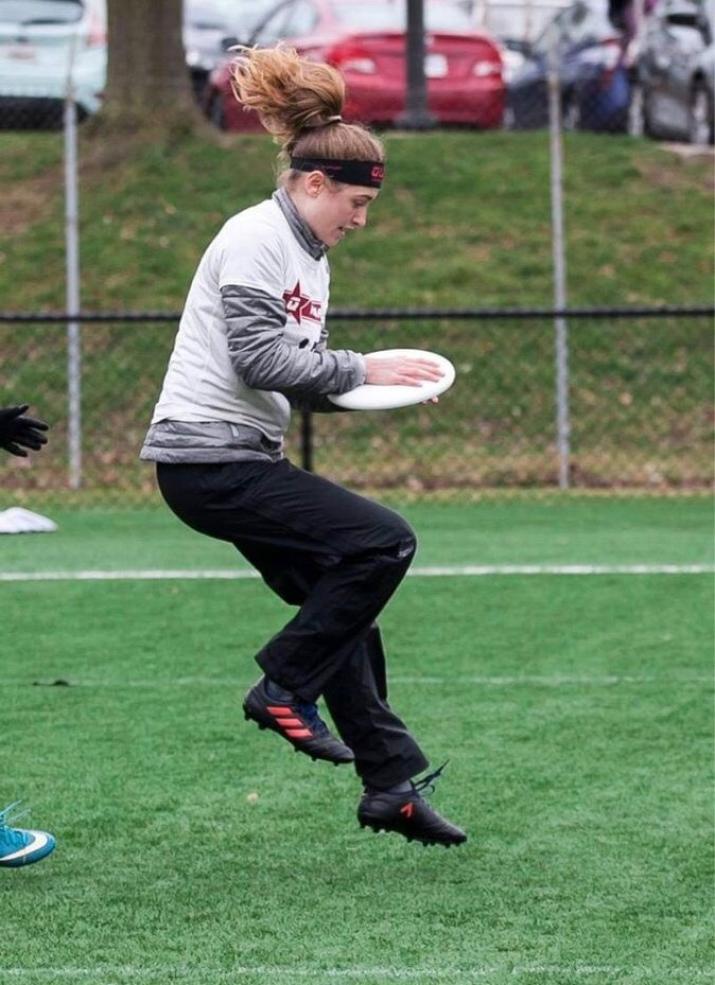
top-left (0, 803), bottom-right (56, 868)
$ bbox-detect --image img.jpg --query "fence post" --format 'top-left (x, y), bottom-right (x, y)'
top-left (64, 79), bottom-right (82, 489)
top-left (547, 40), bottom-right (571, 489)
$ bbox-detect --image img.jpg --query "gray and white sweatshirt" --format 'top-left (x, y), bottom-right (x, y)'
top-left (140, 188), bottom-right (366, 464)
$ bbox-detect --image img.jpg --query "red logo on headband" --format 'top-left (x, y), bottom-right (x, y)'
top-left (283, 280), bottom-right (322, 325)
top-left (371, 165), bottom-right (385, 182)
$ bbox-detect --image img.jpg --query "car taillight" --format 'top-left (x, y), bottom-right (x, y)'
top-left (327, 40), bottom-right (377, 75)
top-left (473, 60), bottom-right (501, 78)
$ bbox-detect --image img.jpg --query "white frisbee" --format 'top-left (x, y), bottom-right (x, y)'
top-left (328, 349), bottom-right (456, 411)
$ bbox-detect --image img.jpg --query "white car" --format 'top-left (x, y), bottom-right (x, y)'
top-left (0, 0), bottom-right (106, 127)
top-left (184, 0), bottom-right (275, 96)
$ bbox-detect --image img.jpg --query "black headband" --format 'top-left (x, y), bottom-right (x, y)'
top-left (290, 157), bottom-right (385, 188)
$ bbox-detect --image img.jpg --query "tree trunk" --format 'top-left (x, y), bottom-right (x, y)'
top-left (96, 0), bottom-right (203, 136)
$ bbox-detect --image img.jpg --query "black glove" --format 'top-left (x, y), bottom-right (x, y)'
top-left (0, 405), bottom-right (49, 457)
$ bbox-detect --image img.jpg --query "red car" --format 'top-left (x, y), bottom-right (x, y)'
top-left (204, 0), bottom-right (505, 130)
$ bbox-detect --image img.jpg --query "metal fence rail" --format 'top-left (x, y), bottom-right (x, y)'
top-left (1, 309), bottom-right (712, 503)
top-left (3, 306), bottom-right (714, 322)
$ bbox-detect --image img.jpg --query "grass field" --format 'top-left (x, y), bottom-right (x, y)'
top-left (2, 497), bottom-right (713, 985)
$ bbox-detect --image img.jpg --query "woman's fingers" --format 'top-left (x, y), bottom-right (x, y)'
top-left (395, 360), bottom-right (444, 387)
top-left (364, 354), bottom-right (444, 387)
top-left (401, 358), bottom-right (444, 382)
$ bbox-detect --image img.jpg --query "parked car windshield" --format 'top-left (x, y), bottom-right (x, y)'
top-left (0, 0), bottom-right (83, 24)
top-left (332, 1), bottom-right (475, 32)
top-left (482, 0), bottom-right (571, 43)
top-left (532, 0), bottom-right (616, 53)
top-left (185, 0), bottom-right (273, 32)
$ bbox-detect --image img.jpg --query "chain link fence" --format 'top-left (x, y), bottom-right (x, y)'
top-left (1, 311), bottom-right (712, 504)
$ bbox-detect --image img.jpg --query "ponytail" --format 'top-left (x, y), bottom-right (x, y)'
top-left (230, 45), bottom-right (385, 177)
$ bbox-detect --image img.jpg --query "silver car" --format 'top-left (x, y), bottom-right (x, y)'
top-left (0, 0), bottom-right (106, 127)
top-left (630, 0), bottom-right (714, 144)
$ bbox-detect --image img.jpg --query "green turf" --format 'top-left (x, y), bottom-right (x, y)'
top-left (0, 497), bottom-right (712, 572)
top-left (1, 502), bottom-right (713, 984)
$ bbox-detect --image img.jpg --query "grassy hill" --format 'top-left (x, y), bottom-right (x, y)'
top-left (1, 128), bottom-right (713, 498)
top-left (1, 128), bottom-right (713, 310)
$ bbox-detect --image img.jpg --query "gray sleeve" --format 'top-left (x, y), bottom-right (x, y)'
top-left (221, 284), bottom-right (366, 395)
top-left (286, 323), bottom-right (358, 413)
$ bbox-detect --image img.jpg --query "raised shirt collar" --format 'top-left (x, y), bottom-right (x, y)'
top-left (273, 187), bottom-right (327, 261)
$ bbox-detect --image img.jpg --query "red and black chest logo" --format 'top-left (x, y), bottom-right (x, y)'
top-left (282, 281), bottom-right (322, 325)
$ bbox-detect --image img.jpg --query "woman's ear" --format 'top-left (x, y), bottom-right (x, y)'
top-left (305, 170), bottom-right (327, 198)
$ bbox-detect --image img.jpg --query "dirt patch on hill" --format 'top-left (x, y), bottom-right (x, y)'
top-left (635, 143), bottom-right (714, 194)
top-left (1, 166), bottom-right (62, 236)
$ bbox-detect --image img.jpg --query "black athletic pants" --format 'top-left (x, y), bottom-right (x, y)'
top-left (156, 459), bottom-right (429, 789)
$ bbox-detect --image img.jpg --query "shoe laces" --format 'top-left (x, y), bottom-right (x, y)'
top-left (295, 700), bottom-right (329, 737)
top-left (412, 761), bottom-right (449, 797)
top-left (0, 802), bottom-right (29, 830)
top-left (0, 802), bottom-right (31, 851)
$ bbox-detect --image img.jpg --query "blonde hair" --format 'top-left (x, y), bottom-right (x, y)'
top-left (230, 45), bottom-right (384, 181)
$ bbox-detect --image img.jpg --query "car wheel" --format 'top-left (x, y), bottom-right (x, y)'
top-left (688, 82), bottom-right (714, 146)
top-left (209, 93), bottom-right (226, 131)
top-left (627, 81), bottom-right (645, 137)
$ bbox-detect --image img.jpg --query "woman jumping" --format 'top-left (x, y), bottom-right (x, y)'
top-left (141, 46), bottom-right (466, 848)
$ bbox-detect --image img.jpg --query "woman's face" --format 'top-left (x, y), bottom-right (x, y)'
top-left (298, 176), bottom-right (380, 248)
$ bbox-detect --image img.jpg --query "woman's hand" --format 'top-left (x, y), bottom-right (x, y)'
top-left (364, 353), bottom-right (445, 388)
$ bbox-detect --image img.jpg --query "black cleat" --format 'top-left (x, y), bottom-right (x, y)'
top-left (242, 677), bottom-right (354, 765)
top-left (357, 764), bottom-right (467, 847)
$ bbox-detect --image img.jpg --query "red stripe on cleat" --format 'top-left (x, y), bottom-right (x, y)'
top-left (267, 706), bottom-right (292, 716)
top-left (285, 728), bottom-right (312, 739)
top-left (277, 717), bottom-right (304, 728)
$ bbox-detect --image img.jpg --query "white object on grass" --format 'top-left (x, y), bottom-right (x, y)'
top-left (328, 349), bottom-right (456, 411)
top-left (0, 508), bottom-right (58, 535)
